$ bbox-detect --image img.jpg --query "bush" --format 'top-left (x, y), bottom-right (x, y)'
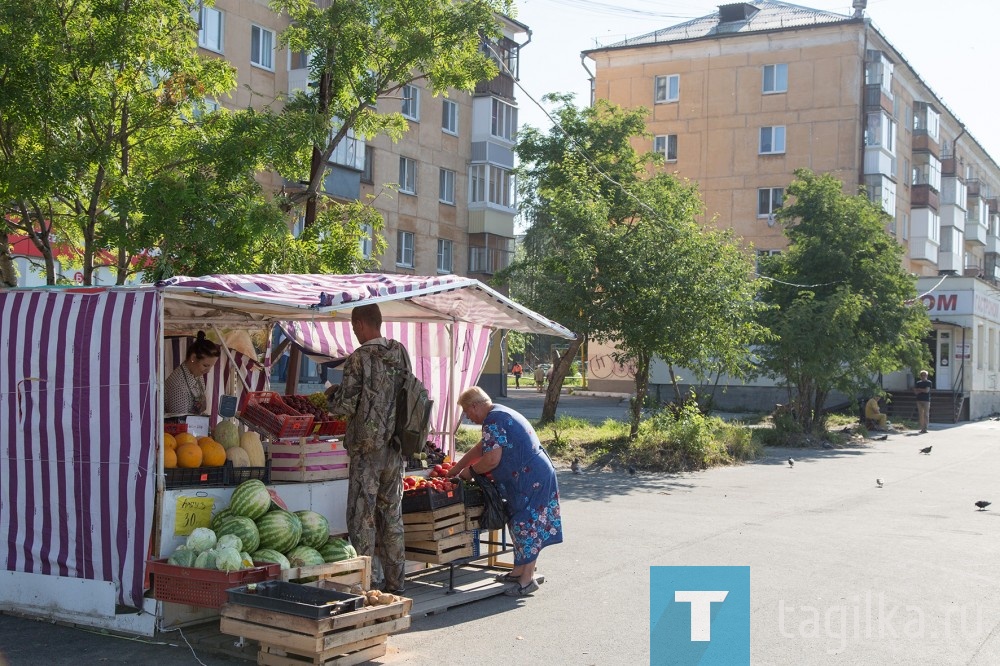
top-left (629, 401), bottom-right (761, 472)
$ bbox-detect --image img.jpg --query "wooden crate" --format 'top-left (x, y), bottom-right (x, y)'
top-left (270, 438), bottom-right (349, 482)
top-left (403, 504), bottom-right (466, 542)
top-left (404, 531), bottom-right (473, 564)
top-left (220, 597), bottom-right (412, 666)
top-left (464, 505), bottom-right (483, 532)
top-left (279, 556), bottom-right (371, 592)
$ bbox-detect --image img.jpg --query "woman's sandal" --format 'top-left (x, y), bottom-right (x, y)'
top-left (494, 573), bottom-right (519, 584)
top-left (503, 578), bottom-right (540, 597)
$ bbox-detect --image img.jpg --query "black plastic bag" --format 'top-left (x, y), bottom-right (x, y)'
top-left (472, 471), bottom-right (510, 530)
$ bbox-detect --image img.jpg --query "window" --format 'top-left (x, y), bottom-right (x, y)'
top-left (762, 64), bottom-right (787, 94)
top-left (913, 102), bottom-right (940, 141)
top-left (437, 239), bottom-right (453, 274)
top-left (653, 134), bottom-right (677, 162)
top-left (439, 168), bottom-right (456, 204)
top-left (396, 231), bottom-right (414, 268)
top-left (491, 98), bottom-right (517, 142)
top-left (442, 99), bottom-right (458, 134)
top-left (398, 156), bottom-right (416, 194)
top-left (197, 6), bottom-right (223, 52)
top-left (759, 126), bottom-right (786, 154)
top-left (865, 111), bottom-right (896, 154)
top-left (757, 188), bottom-right (783, 217)
top-left (250, 25), bottom-right (274, 70)
top-left (401, 84), bottom-right (419, 121)
top-left (361, 146), bottom-right (374, 184)
top-left (359, 223), bottom-right (372, 259)
top-left (469, 164), bottom-right (514, 208)
top-left (654, 74), bottom-right (680, 103)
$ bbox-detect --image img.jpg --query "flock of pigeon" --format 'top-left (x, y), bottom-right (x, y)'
top-left (787, 441), bottom-right (991, 512)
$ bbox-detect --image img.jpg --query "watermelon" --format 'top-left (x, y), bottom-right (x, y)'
top-left (216, 516), bottom-right (260, 554)
top-left (294, 510), bottom-right (330, 549)
top-left (319, 537), bottom-right (357, 563)
top-left (255, 510), bottom-right (301, 554)
top-left (286, 545), bottom-right (325, 568)
top-left (229, 479), bottom-right (271, 520)
top-left (251, 548), bottom-right (291, 570)
top-left (210, 508), bottom-right (234, 532)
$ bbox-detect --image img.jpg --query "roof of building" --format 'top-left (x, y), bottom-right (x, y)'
top-left (587, 1), bottom-right (855, 52)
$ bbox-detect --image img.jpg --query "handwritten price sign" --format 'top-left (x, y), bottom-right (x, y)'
top-left (174, 495), bottom-right (215, 536)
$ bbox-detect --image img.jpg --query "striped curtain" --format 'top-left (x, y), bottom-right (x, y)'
top-left (280, 321), bottom-right (494, 452)
top-left (0, 289), bottom-right (159, 609)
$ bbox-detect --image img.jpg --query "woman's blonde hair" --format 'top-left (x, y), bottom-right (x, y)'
top-left (458, 386), bottom-right (493, 409)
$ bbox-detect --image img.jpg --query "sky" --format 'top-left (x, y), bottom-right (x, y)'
top-left (511, 0), bottom-right (1000, 159)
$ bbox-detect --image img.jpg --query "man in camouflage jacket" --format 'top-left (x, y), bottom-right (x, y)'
top-left (328, 304), bottom-right (411, 592)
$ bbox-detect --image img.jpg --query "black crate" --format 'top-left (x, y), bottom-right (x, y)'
top-left (226, 580), bottom-right (364, 619)
top-left (165, 460), bottom-right (233, 489)
top-left (227, 459), bottom-right (271, 486)
top-left (402, 482), bottom-right (463, 514)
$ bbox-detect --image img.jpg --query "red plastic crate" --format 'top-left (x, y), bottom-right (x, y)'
top-left (314, 418), bottom-right (347, 437)
top-left (164, 423), bottom-right (188, 436)
top-left (147, 559), bottom-right (280, 609)
top-left (239, 391), bottom-right (314, 439)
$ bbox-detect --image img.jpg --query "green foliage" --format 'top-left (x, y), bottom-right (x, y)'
top-left (755, 169), bottom-right (931, 432)
top-left (630, 402), bottom-right (761, 471)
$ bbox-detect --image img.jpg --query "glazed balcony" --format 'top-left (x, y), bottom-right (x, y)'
top-left (911, 184), bottom-right (940, 210)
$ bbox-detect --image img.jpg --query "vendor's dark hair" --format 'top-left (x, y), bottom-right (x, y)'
top-left (352, 303), bottom-right (382, 328)
top-left (187, 331), bottom-right (221, 360)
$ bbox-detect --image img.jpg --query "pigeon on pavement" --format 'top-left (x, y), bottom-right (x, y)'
top-left (975, 500), bottom-right (991, 511)
top-left (876, 478), bottom-right (884, 488)
top-left (919, 446), bottom-right (933, 455)
top-left (571, 458), bottom-right (581, 475)
top-left (787, 457), bottom-right (795, 468)
top-left (626, 464), bottom-right (636, 476)
top-left (822, 442), bottom-right (834, 449)
top-left (873, 434), bottom-right (888, 441)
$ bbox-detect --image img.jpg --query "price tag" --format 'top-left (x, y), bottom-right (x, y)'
top-left (174, 495), bottom-right (215, 536)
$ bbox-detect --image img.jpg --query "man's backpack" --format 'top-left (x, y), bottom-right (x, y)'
top-left (392, 367), bottom-right (433, 458)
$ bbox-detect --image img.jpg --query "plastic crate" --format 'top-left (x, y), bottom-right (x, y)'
top-left (463, 482), bottom-right (484, 507)
top-left (164, 423), bottom-right (188, 436)
top-left (314, 418), bottom-right (347, 437)
top-left (147, 559), bottom-right (280, 609)
top-left (402, 482), bottom-right (463, 514)
top-left (226, 580), bottom-right (365, 619)
top-left (165, 460), bottom-right (233, 489)
top-left (227, 459), bottom-right (271, 486)
top-left (239, 391), bottom-right (314, 439)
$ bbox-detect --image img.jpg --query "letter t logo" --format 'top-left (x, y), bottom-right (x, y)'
top-left (675, 590), bottom-right (729, 641)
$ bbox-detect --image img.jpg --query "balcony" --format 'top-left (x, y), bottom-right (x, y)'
top-left (937, 226), bottom-right (963, 273)
top-left (940, 155), bottom-right (960, 177)
top-left (864, 84), bottom-right (893, 113)
top-left (468, 245), bottom-right (513, 275)
top-left (912, 131), bottom-right (940, 157)
top-left (965, 217), bottom-right (988, 246)
top-left (911, 184), bottom-right (940, 210)
top-left (475, 75), bottom-right (515, 101)
top-left (909, 208), bottom-right (940, 264)
top-left (967, 179), bottom-right (981, 196)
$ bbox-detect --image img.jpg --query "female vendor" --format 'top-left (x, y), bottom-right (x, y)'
top-left (164, 331), bottom-right (221, 418)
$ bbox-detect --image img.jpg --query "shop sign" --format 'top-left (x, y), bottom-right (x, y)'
top-left (955, 343), bottom-right (971, 360)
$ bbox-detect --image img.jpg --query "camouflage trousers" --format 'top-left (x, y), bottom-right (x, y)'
top-left (347, 444), bottom-right (405, 592)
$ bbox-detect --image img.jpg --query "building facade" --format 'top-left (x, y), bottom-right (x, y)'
top-left (583, 0), bottom-right (1000, 419)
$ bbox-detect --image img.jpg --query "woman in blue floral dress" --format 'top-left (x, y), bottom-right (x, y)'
top-left (450, 387), bottom-right (563, 597)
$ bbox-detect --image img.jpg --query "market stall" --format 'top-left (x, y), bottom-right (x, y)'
top-left (0, 273), bottom-right (573, 636)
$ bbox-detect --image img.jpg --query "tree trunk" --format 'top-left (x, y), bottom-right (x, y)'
top-left (0, 238), bottom-right (17, 288)
top-left (668, 362), bottom-right (683, 403)
top-left (628, 352), bottom-right (651, 440)
top-left (538, 336), bottom-right (583, 425)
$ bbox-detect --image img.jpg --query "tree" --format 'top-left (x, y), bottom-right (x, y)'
top-left (269, 0), bottom-right (511, 228)
top-left (755, 169), bottom-right (931, 432)
top-left (508, 97), bottom-right (765, 435)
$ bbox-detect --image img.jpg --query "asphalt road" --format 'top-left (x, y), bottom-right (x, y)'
top-left (3, 400), bottom-right (999, 665)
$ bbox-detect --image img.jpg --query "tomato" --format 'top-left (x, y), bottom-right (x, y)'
top-left (433, 464), bottom-right (444, 475)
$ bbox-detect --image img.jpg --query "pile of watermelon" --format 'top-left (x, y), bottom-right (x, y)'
top-left (164, 479), bottom-right (357, 571)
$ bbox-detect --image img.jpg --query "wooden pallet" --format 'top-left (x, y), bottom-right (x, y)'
top-left (464, 505), bottom-right (483, 532)
top-left (220, 596), bottom-right (411, 665)
top-left (403, 504), bottom-right (466, 542)
top-left (279, 556), bottom-right (371, 591)
top-left (404, 532), bottom-right (473, 564)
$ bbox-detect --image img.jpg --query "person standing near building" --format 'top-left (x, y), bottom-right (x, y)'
top-left (914, 370), bottom-right (932, 434)
top-left (511, 361), bottom-right (523, 388)
top-left (328, 304), bottom-right (411, 593)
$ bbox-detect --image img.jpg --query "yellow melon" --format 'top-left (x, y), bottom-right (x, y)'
top-left (174, 432), bottom-right (197, 449)
top-left (176, 442), bottom-right (203, 468)
top-left (199, 439), bottom-right (227, 467)
top-left (164, 448), bottom-right (178, 469)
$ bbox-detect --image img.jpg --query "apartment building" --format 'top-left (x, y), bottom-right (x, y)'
top-left (583, 0), bottom-right (1000, 419)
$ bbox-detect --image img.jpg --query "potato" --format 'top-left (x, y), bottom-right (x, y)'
top-left (377, 593), bottom-right (394, 605)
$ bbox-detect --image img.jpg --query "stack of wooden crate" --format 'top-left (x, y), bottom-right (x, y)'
top-left (403, 504), bottom-right (473, 564)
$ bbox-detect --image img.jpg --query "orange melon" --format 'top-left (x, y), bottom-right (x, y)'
top-left (199, 438), bottom-right (227, 467)
top-left (163, 433), bottom-right (177, 450)
top-left (176, 442), bottom-right (203, 468)
top-left (174, 432), bottom-right (197, 449)
top-left (164, 447), bottom-right (178, 469)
